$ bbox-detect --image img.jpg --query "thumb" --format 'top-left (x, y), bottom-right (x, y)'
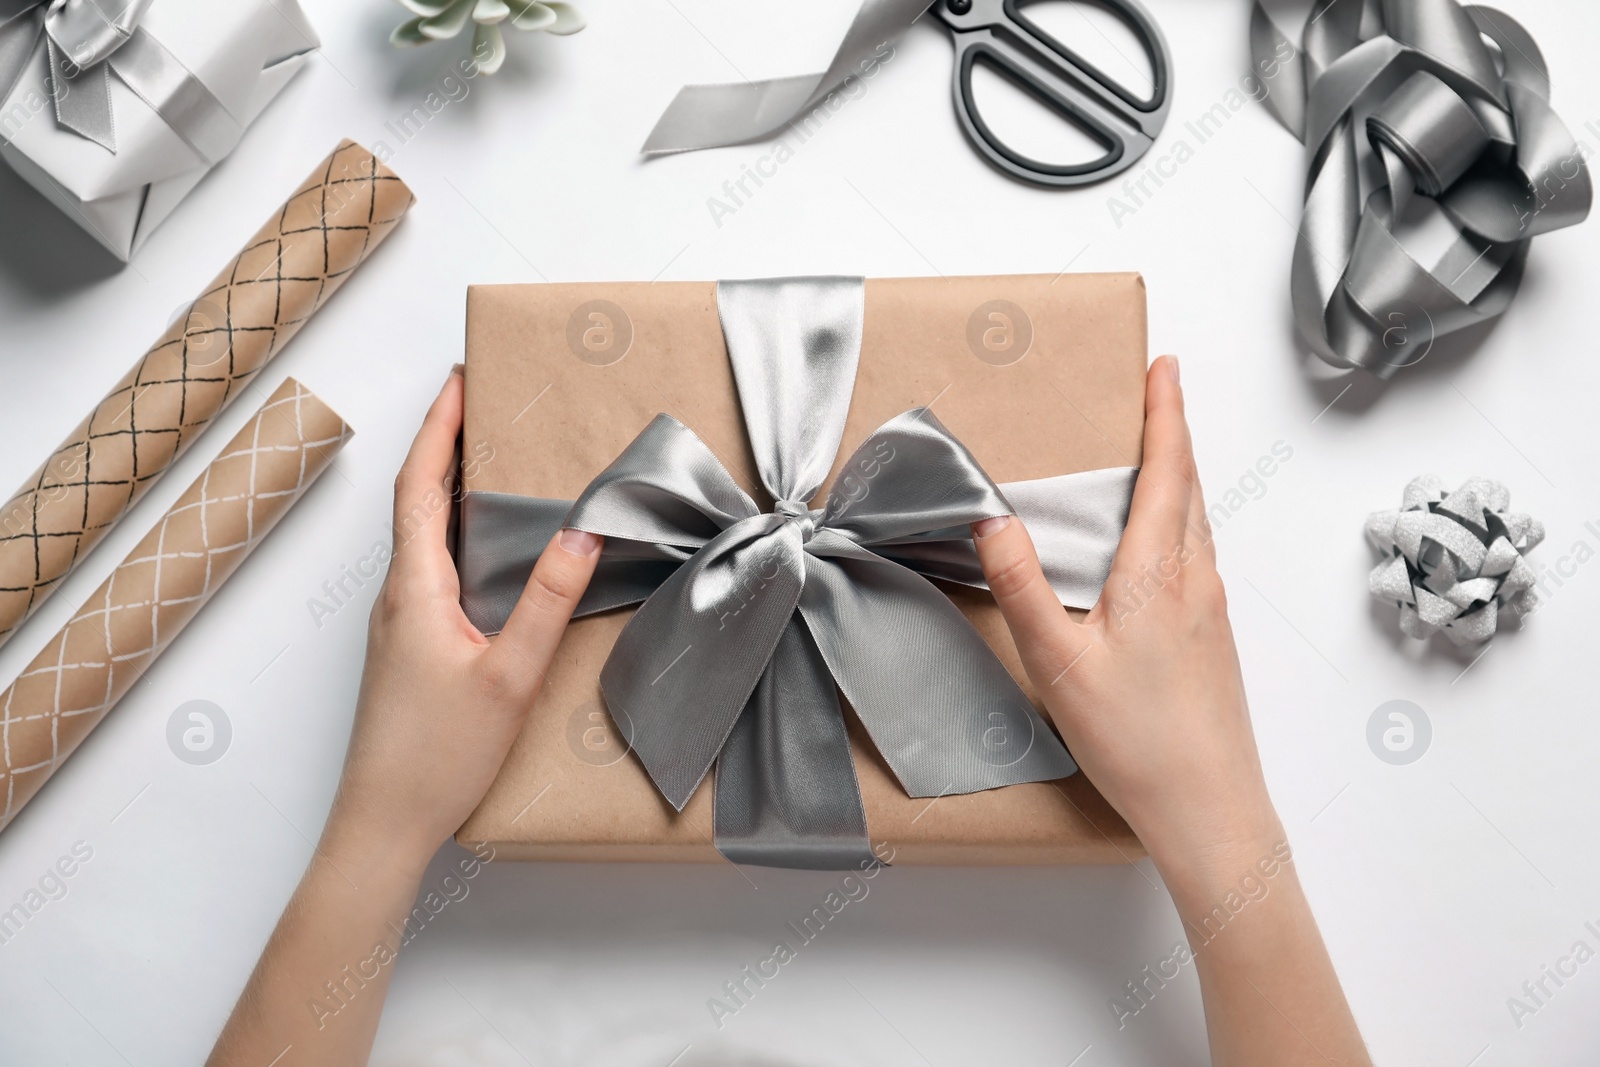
top-left (972, 514), bottom-right (1096, 695)
top-left (484, 528), bottom-right (602, 703)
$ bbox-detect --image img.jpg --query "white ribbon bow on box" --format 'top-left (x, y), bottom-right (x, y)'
top-left (0, 0), bottom-right (242, 159)
top-left (0, 0), bottom-right (319, 259)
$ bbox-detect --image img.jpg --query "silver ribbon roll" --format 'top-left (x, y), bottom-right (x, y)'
top-left (1250, 0), bottom-right (1591, 377)
top-left (457, 277), bottom-right (1138, 870)
top-left (0, 0), bottom-right (241, 161)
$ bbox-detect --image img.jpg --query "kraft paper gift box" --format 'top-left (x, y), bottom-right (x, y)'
top-left (458, 274), bottom-right (1148, 865)
top-left (0, 0), bottom-right (319, 261)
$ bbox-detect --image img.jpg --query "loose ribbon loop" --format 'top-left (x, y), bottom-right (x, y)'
top-left (457, 277), bottom-right (1138, 870)
top-left (0, 0), bottom-right (240, 161)
top-left (1250, 0), bottom-right (1591, 377)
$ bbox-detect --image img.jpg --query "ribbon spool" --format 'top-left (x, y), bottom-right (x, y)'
top-left (1366, 475), bottom-right (1543, 644)
top-left (1250, 0), bottom-right (1592, 377)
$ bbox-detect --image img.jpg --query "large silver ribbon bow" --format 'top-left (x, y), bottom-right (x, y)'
top-left (458, 277), bottom-right (1137, 870)
top-left (1250, 0), bottom-right (1591, 377)
top-left (0, 0), bottom-right (241, 160)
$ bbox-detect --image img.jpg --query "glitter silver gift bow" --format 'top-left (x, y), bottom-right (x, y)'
top-left (1366, 475), bottom-right (1542, 644)
top-left (457, 277), bottom-right (1138, 870)
top-left (1249, 0), bottom-right (1591, 377)
top-left (0, 0), bottom-right (241, 160)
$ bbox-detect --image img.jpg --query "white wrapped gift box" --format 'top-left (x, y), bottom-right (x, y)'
top-left (0, 0), bottom-right (319, 261)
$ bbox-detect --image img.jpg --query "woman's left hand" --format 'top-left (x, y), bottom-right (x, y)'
top-left (331, 364), bottom-right (603, 866)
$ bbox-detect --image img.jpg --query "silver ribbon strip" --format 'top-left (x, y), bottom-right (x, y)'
top-left (1250, 0), bottom-right (1591, 377)
top-left (0, 0), bottom-right (240, 161)
top-left (458, 277), bottom-right (1138, 869)
top-left (642, 0), bottom-right (928, 155)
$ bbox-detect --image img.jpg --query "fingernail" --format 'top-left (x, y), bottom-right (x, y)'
top-left (1165, 355), bottom-right (1180, 385)
top-left (973, 515), bottom-right (1011, 538)
top-left (559, 528), bottom-right (600, 557)
top-left (450, 362), bottom-right (465, 378)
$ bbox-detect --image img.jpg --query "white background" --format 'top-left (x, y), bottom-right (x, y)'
top-left (1, 0), bottom-right (1598, 1063)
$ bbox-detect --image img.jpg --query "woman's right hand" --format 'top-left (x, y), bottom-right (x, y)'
top-left (972, 356), bottom-right (1371, 1066)
top-left (970, 355), bottom-right (1281, 901)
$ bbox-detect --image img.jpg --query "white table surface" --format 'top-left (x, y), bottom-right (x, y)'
top-left (2, 0), bottom-right (1598, 1063)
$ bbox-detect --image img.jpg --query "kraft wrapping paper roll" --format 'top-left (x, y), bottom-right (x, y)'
top-left (0, 378), bottom-right (352, 830)
top-left (0, 139), bottom-right (411, 646)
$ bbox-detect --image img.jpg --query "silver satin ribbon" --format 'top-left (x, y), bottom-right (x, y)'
top-left (1250, 0), bottom-right (1591, 377)
top-left (0, 0), bottom-right (240, 161)
top-left (457, 277), bottom-right (1137, 870)
top-left (642, 0), bottom-right (928, 154)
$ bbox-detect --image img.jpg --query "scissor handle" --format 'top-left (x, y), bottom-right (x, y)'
top-left (935, 0), bottom-right (1173, 188)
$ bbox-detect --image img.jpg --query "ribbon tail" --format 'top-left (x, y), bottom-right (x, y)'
top-left (714, 615), bottom-right (875, 871)
top-left (36, 0), bottom-right (242, 163)
top-left (799, 544), bottom-right (1076, 799)
top-left (46, 35), bottom-right (116, 152)
top-left (640, 0), bottom-right (929, 154)
top-left (600, 516), bottom-right (805, 811)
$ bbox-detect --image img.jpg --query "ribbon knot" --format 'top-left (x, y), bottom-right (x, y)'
top-left (772, 498), bottom-right (816, 540)
top-left (457, 277), bottom-right (1141, 869)
top-left (45, 0), bottom-right (141, 70)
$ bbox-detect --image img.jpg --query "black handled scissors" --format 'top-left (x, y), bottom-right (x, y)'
top-left (928, 0), bottom-right (1172, 187)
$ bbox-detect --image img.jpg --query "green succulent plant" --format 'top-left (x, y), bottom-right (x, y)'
top-left (391, 0), bottom-right (585, 74)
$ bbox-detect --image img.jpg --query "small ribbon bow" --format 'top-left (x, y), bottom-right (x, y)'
top-left (1366, 475), bottom-right (1543, 644)
top-left (1251, 0), bottom-right (1592, 377)
top-left (458, 277), bottom-right (1139, 869)
top-left (0, 0), bottom-right (240, 160)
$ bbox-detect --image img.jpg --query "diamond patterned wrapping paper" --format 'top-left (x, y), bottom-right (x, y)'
top-left (0, 377), bottom-right (351, 831)
top-left (0, 139), bottom-right (411, 647)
